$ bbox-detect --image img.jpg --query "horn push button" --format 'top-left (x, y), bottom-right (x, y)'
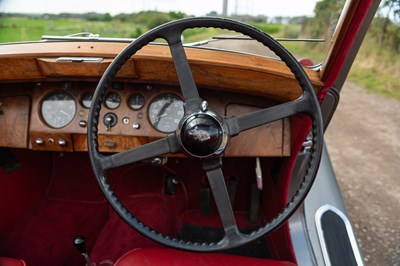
top-left (180, 114), bottom-right (224, 157)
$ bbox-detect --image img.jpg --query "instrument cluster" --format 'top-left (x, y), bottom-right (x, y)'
top-left (39, 82), bottom-right (184, 134)
top-left (32, 81), bottom-right (287, 156)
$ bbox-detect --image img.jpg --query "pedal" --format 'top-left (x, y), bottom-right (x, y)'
top-left (164, 174), bottom-right (180, 195)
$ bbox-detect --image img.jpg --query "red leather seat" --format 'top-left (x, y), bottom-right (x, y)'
top-left (0, 257), bottom-right (26, 266)
top-left (115, 248), bottom-right (296, 266)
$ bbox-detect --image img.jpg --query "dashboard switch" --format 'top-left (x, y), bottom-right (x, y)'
top-left (132, 123), bottom-right (140, 129)
top-left (58, 138), bottom-right (67, 146)
top-left (35, 138), bottom-right (44, 145)
top-left (79, 120), bottom-right (87, 128)
top-left (122, 117), bottom-right (129, 125)
top-left (103, 113), bottom-right (118, 131)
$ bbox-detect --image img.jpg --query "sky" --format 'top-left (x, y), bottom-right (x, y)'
top-left (0, 0), bottom-right (319, 17)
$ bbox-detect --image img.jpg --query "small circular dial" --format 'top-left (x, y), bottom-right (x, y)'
top-left (105, 92), bottom-right (121, 109)
top-left (80, 92), bottom-right (93, 109)
top-left (41, 91), bottom-right (76, 128)
top-left (128, 93), bottom-right (145, 110)
top-left (149, 93), bottom-right (184, 133)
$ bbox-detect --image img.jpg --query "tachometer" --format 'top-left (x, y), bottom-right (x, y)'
top-left (148, 93), bottom-right (184, 133)
top-left (41, 91), bottom-right (76, 128)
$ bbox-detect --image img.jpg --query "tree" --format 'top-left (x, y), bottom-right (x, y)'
top-left (379, 0), bottom-right (400, 45)
top-left (312, 0), bottom-right (344, 40)
top-left (382, 0), bottom-right (400, 22)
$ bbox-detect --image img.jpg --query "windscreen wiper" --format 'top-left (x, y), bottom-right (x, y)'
top-left (41, 32), bottom-right (209, 46)
top-left (42, 32), bottom-right (136, 43)
top-left (212, 35), bottom-right (325, 43)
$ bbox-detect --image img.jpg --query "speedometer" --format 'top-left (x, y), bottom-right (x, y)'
top-left (41, 91), bottom-right (76, 128)
top-left (148, 93), bottom-right (184, 133)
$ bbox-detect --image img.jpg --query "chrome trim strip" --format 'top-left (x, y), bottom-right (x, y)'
top-left (56, 57), bottom-right (103, 62)
top-left (315, 204), bottom-right (364, 266)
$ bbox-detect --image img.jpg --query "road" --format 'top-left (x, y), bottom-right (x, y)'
top-left (325, 82), bottom-right (400, 266)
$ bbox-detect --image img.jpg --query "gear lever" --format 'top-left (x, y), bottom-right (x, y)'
top-left (73, 235), bottom-right (94, 266)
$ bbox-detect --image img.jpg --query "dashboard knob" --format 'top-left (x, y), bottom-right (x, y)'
top-left (79, 120), bottom-right (87, 127)
top-left (58, 138), bottom-right (67, 146)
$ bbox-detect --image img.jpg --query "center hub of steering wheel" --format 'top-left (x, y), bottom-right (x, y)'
top-left (179, 113), bottom-right (226, 158)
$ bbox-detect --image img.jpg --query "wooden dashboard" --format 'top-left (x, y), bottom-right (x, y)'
top-left (0, 42), bottom-right (324, 156)
top-left (0, 81), bottom-right (289, 156)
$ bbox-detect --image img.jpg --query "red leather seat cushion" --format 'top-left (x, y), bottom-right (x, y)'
top-left (0, 257), bottom-right (26, 266)
top-left (115, 248), bottom-right (296, 266)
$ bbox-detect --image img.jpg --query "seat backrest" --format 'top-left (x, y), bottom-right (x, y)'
top-left (0, 257), bottom-right (26, 266)
top-left (115, 248), bottom-right (297, 266)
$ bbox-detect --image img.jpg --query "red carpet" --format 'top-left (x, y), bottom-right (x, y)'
top-left (0, 199), bottom-right (109, 266)
top-left (0, 152), bottom-right (109, 266)
top-left (0, 150), bottom-right (295, 265)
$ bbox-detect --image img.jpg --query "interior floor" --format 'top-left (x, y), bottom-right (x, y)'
top-left (0, 149), bottom-right (290, 265)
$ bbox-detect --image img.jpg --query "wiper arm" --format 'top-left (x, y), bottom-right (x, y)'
top-left (41, 34), bottom-right (136, 43)
top-left (41, 33), bottom-right (210, 46)
top-left (212, 35), bottom-right (325, 43)
top-left (66, 32), bottom-right (99, 37)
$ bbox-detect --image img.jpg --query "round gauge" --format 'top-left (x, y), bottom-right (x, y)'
top-left (149, 93), bottom-right (184, 133)
top-left (41, 91), bottom-right (76, 128)
top-left (128, 93), bottom-right (145, 110)
top-left (105, 92), bottom-right (121, 109)
top-left (80, 92), bottom-right (93, 109)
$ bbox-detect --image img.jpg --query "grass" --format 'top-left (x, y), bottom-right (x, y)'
top-left (349, 67), bottom-right (400, 99)
top-left (0, 17), bottom-right (142, 42)
top-left (248, 23), bottom-right (284, 35)
top-left (280, 41), bottom-right (327, 63)
top-left (268, 23), bottom-right (328, 64)
top-left (348, 30), bottom-right (400, 100)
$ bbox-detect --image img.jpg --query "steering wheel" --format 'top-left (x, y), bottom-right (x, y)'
top-left (88, 17), bottom-right (323, 252)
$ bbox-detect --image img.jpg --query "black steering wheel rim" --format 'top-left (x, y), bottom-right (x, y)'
top-left (88, 17), bottom-right (323, 252)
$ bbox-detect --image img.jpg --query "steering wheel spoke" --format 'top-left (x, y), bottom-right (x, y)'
top-left (99, 134), bottom-right (180, 170)
top-left (202, 159), bottom-right (242, 243)
top-left (226, 94), bottom-right (313, 136)
top-left (163, 31), bottom-right (202, 111)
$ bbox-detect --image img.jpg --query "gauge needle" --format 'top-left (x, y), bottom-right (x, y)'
top-left (156, 113), bottom-right (168, 121)
top-left (60, 110), bottom-right (70, 118)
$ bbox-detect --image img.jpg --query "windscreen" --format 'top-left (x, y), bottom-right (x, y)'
top-left (0, 0), bottom-right (346, 64)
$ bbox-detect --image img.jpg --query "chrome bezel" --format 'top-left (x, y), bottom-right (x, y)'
top-left (127, 93), bottom-right (145, 110)
top-left (40, 91), bottom-right (76, 129)
top-left (148, 93), bottom-right (184, 133)
top-left (104, 92), bottom-right (121, 110)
